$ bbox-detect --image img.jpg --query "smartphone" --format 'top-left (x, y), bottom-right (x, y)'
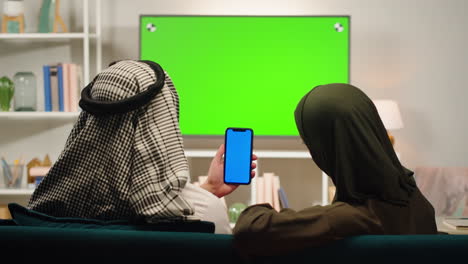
top-left (224, 127), bottom-right (254, 185)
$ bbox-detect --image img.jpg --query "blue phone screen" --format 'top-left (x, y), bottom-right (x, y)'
top-left (224, 128), bottom-right (253, 184)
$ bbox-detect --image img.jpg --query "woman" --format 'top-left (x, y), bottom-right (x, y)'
top-left (28, 60), bottom-right (256, 234)
top-left (233, 83), bottom-right (437, 256)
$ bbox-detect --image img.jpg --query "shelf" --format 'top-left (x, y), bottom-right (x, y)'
top-left (0, 189), bottom-right (34, 195)
top-left (0, 33), bottom-right (97, 39)
top-left (185, 150), bottom-right (311, 159)
top-left (185, 149), bottom-right (327, 206)
top-left (0, 111), bottom-right (80, 120)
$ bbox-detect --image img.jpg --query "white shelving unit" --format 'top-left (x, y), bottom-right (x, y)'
top-left (0, 111), bottom-right (80, 120)
top-left (0, 189), bottom-right (34, 196)
top-left (1, 149), bottom-right (330, 206)
top-left (0, 1), bottom-right (102, 205)
top-left (0, 33), bottom-right (97, 39)
top-left (0, 0), bottom-right (102, 84)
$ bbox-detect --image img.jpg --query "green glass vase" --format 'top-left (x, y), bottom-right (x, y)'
top-left (228, 202), bottom-right (247, 224)
top-left (13, 72), bottom-right (37, 111)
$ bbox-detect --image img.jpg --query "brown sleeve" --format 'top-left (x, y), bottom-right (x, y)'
top-left (232, 202), bottom-right (383, 257)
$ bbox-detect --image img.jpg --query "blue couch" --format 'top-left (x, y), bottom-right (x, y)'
top-left (1, 203), bottom-right (467, 263)
top-left (1, 224), bottom-right (467, 263)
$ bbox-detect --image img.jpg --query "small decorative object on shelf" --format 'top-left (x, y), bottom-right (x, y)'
top-left (1, 156), bottom-right (24, 189)
top-left (13, 71), bottom-right (36, 111)
top-left (0, 76), bottom-right (14, 111)
top-left (26, 158), bottom-right (42, 188)
top-left (228, 202), bottom-right (247, 224)
top-left (42, 154), bottom-right (51, 167)
top-left (2, 0), bottom-right (25, 33)
top-left (52, 0), bottom-right (67, 33)
top-left (38, 0), bottom-right (67, 33)
top-left (26, 155), bottom-right (51, 188)
top-left (29, 166), bottom-right (49, 187)
top-left (38, 0), bottom-right (52, 33)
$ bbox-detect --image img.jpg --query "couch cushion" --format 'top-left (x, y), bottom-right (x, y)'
top-left (8, 203), bottom-right (214, 233)
top-left (0, 219), bottom-right (16, 226)
top-left (0, 225), bottom-right (238, 261)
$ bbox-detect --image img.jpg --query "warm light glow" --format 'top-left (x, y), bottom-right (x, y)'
top-left (372, 100), bottom-right (404, 130)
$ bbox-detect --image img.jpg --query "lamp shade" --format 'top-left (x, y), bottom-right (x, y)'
top-left (372, 100), bottom-right (404, 130)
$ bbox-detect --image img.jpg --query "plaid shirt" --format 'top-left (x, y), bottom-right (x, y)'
top-left (28, 60), bottom-right (195, 222)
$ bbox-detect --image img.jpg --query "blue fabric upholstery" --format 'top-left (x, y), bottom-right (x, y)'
top-left (0, 223), bottom-right (467, 263)
top-left (8, 203), bottom-right (215, 233)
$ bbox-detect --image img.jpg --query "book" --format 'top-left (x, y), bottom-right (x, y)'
top-left (50, 65), bottom-right (59, 111)
top-left (443, 218), bottom-right (468, 230)
top-left (77, 64), bottom-right (83, 91)
top-left (76, 64), bottom-right (83, 111)
top-left (57, 65), bottom-right (64, 111)
top-left (69, 63), bottom-right (78, 112)
top-left (62, 63), bottom-right (70, 112)
top-left (256, 176), bottom-right (264, 204)
top-left (42, 65), bottom-right (52, 111)
top-left (272, 175), bottom-right (281, 212)
top-left (263, 173), bottom-right (274, 207)
top-left (278, 187), bottom-right (290, 209)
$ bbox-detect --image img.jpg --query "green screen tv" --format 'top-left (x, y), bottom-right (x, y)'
top-left (140, 15), bottom-right (350, 136)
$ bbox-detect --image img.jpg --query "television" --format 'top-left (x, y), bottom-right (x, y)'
top-left (140, 15), bottom-right (350, 136)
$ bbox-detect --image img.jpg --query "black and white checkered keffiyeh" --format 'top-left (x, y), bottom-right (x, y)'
top-left (28, 60), bottom-right (195, 222)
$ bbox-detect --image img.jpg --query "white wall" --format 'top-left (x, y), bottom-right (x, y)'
top-left (94, 0), bottom-right (468, 169)
top-left (2, 0), bottom-right (468, 207)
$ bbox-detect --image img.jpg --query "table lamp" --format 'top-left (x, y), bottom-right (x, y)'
top-left (372, 100), bottom-right (404, 146)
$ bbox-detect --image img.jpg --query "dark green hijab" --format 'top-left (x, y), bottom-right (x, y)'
top-left (294, 83), bottom-right (416, 206)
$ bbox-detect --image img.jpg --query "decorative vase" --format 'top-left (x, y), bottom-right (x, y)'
top-left (2, 0), bottom-right (25, 33)
top-left (228, 202), bottom-right (247, 224)
top-left (13, 72), bottom-right (36, 111)
top-left (0, 76), bottom-right (14, 111)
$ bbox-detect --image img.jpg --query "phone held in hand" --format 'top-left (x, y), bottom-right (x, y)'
top-left (224, 127), bottom-right (254, 185)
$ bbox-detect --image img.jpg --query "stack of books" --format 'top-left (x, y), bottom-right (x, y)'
top-left (42, 63), bottom-right (83, 112)
top-left (256, 172), bottom-right (289, 211)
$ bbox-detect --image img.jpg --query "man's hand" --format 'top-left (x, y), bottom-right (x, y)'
top-left (201, 144), bottom-right (257, 198)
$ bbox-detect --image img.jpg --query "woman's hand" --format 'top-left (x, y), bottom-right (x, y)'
top-left (201, 144), bottom-right (257, 198)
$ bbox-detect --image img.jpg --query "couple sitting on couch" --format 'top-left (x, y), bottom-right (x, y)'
top-left (25, 60), bottom-right (437, 257)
